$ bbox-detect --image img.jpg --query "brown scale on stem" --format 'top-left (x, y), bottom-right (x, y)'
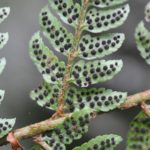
top-left (53, 0), bottom-right (90, 118)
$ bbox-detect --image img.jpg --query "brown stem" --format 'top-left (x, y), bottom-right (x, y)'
top-left (33, 135), bottom-right (51, 150)
top-left (7, 132), bottom-right (24, 150)
top-left (141, 102), bottom-right (150, 116)
top-left (55, 0), bottom-right (90, 116)
top-left (0, 90), bottom-right (150, 147)
top-left (120, 89), bottom-right (150, 109)
top-left (0, 114), bottom-right (71, 147)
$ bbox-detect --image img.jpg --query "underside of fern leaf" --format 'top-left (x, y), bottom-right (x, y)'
top-left (127, 111), bottom-right (150, 150)
top-left (145, 2), bottom-right (150, 22)
top-left (0, 7), bottom-right (16, 139)
top-left (71, 59), bottom-right (123, 87)
top-left (135, 2), bottom-right (150, 65)
top-left (29, 0), bottom-right (130, 149)
top-left (84, 4), bottom-right (129, 33)
top-left (41, 109), bottom-right (94, 150)
top-left (31, 83), bottom-right (127, 112)
top-left (73, 134), bottom-right (122, 150)
top-left (30, 0), bottom-right (129, 109)
top-left (30, 145), bottom-right (42, 150)
top-left (30, 32), bottom-right (66, 84)
top-left (135, 22), bottom-right (150, 65)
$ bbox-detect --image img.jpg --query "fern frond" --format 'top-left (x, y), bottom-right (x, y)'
top-left (0, 57), bottom-right (6, 74)
top-left (41, 109), bottom-right (94, 150)
top-left (145, 2), bottom-right (150, 22)
top-left (71, 59), bottom-right (123, 87)
top-left (135, 1), bottom-right (150, 65)
top-left (29, 0), bottom-right (130, 148)
top-left (0, 7), bottom-right (16, 139)
top-left (29, 32), bottom-right (66, 84)
top-left (30, 82), bottom-right (59, 110)
top-left (135, 21), bottom-right (150, 65)
top-left (0, 90), bottom-right (5, 104)
top-left (73, 134), bottom-right (122, 150)
top-left (31, 83), bottom-right (127, 112)
top-left (29, 0), bottom-right (129, 120)
top-left (0, 33), bottom-right (9, 50)
top-left (84, 4), bottom-right (130, 33)
top-left (78, 33), bottom-right (125, 60)
top-left (65, 87), bottom-right (127, 112)
top-left (127, 112), bottom-right (150, 150)
top-left (39, 6), bottom-right (73, 56)
top-left (0, 118), bottom-right (16, 138)
top-left (0, 7), bottom-right (10, 24)
top-left (90, 0), bottom-right (127, 8)
top-left (49, 0), bottom-right (80, 27)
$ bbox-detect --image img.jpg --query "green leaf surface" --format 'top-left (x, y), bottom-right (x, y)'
top-left (0, 7), bottom-right (10, 24)
top-left (71, 59), bottom-right (123, 87)
top-left (29, 32), bottom-right (66, 84)
top-left (135, 21), bottom-right (150, 65)
top-left (42, 109), bottom-right (94, 150)
top-left (90, 0), bottom-right (127, 8)
top-left (0, 118), bottom-right (16, 138)
top-left (30, 82), bottom-right (127, 112)
top-left (65, 87), bottom-right (127, 112)
top-left (84, 4), bottom-right (130, 33)
top-left (145, 2), bottom-right (150, 22)
top-left (0, 57), bottom-right (6, 74)
top-left (0, 33), bottom-right (9, 50)
top-left (30, 145), bottom-right (42, 150)
top-left (73, 134), bottom-right (122, 150)
top-left (39, 6), bottom-right (73, 56)
top-left (49, 0), bottom-right (80, 27)
top-left (30, 82), bottom-right (59, 110)
top-left (127, 111), bottom-right (150, 150)
top-left (78, 33), bottom-right (125, 60)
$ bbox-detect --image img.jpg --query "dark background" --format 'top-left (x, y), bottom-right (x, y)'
top-left (0, 0), bottom-right (149, 149)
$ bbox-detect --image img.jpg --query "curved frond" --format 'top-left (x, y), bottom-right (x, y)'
top-left (65, 87), bottom-right (127, 112)
top-left (78, 33), bottom-right (125, 60)
top-left (30, 82), bottom-right (59, 110)
top-left (0, 90), bottom-right (5, 104)
top-left (0, 7), bottom-right (10, 24)
top-left (90, 0), bottom-right (127, 8)
top-left (0, 33), bottom-right (9, 50)
top-left (0, 6), bottom-right (16, 139)
top-left (0, 57), bottom-right (6, 74)
top-left (0, 118), bottom-right (16, 138)
top-left (127, 112), bottom-right (150, 150)
top-left (42, 109), bottom-right (94, 150)
top-left (135, 21), bottom-right (150, 65)
top-left (71, 59), bottom-right (123, 87)
top-left (84, 4), bottom-right (130, 33)
top-left (73, 134), bottom-right (122, 150)
top-left (39, 6), bottom-right (73, 55)
top-left (49, 0), bottom-right (80, 27)
top-left (145, 2), bottom-right (150, 22)
top-left (29, 32), bottom-right (66, 84)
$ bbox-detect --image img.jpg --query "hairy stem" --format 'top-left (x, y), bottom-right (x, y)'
top-left (56, 0), bottom-right (89, 115)
top-left (120, 89), bottom-right (150, 109)
top-left (0, 89), bottom-right (150, 147)
top-left (33, 135), bottom-right (51, 150)
top-left (0, 114), bottom-right (71, 147)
